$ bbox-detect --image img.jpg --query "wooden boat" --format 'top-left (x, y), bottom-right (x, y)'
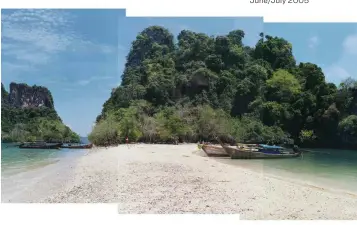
top-left (218, 139), bottom-right (301, 159)
top-left (19, 142), bottom-right (62, 149)
top-left (223, 145), bottom-right (301, 159)
top-left (61, 143), bottom-right (93, 149)
top-left (200, 144), bottom-right (229, 157)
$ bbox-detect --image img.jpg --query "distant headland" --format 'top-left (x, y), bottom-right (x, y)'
top-left (1, 82), bottom-right (80, 143)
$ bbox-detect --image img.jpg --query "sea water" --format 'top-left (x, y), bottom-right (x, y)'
top-left (1, 141), bottom-right (90, 202)
top-left (217, 148), bottom-right (357, 194)
top-left (1, 142), bottom-right (87, 177)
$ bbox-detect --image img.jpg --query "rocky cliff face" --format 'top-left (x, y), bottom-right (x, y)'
top-left (1, 83), bottom-right (9, 104)
top-left (1, 82), bottom-right (80, 142)
top-left (3, 82), bottom-right (54, 109)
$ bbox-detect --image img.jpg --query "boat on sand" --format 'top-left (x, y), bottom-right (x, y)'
top-left (201, 144), bottom-right (229, 157)
top-left (218, 139), bottom-right (301, 159)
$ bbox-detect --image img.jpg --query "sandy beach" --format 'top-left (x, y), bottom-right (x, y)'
top-left (3, 144), bottom-right (357, 219)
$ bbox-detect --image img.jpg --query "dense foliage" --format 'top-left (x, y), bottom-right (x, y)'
top-left (90, 26), bottom-right (357, 149)
top-left (1, 83), bottom-right (80, 143)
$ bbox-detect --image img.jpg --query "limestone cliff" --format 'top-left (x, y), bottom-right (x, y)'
top-left (1, 82), bottom-right (80, 142)
top-left (4, 82), bottom-right (54, 109)
top-left (1, 83), bottom-right (9, 104)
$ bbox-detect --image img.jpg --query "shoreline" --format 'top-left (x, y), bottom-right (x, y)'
top-left (210, 156), bottom-right (357, 198)
top-left (1, 150), bottom-right (86, 203)
top-left (2, 144), bottom-right (357, 219)
top-left (248, 166), bottom-right (357, 198)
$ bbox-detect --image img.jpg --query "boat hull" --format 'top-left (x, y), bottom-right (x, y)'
top-left (19, 143), bottom-right (62, 149)
top-left (201, 144), bottom-right (229, 157)
top-left (62, 143), bottom-right (93, 149)
top-left (221, 145), bottom-right (301, 159)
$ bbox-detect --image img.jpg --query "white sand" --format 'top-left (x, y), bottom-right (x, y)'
top-left (4, 144), bottom-right (357, 219)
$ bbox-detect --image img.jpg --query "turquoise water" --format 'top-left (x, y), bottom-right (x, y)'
top-left (2, 143), bottom-right (357, 194)
top-left (1, 143), bottom-right (87, 177)
top-left (217, 148), bottom-right (357, 193)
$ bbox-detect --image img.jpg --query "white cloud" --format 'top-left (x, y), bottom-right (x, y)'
top-left (1, 9), bottom-right (116, 70)
top-left (323, 33), bottom-right (357, 85)
top-left (1, 61), bottom-right (33, 73)
top-left (308, 36), bottom-right (319, 49)
top-left (77, 76), bottom-right (114, 86)
top-left (324, 64), bottom-right (351, 81)
top-left (342, 34), bottom-right (357, 55)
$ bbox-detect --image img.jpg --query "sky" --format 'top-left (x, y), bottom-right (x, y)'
top-left (264, 23), bottom-right (357, 85)
top-left (1, 9), bottom-right (120, 136)
top-left (1, 9), bottom-right (356, 136)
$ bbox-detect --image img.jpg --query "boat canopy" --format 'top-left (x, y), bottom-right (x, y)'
top-left (259, 144), bottom-right (284, 149)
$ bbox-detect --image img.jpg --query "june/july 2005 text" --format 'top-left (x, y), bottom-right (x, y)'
top-left (249, 0), bottom-right (310, 4)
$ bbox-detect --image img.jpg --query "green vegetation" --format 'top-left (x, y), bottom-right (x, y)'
top-left (89, 26), bottom-right (357, 149)
top-left (1, 83), bottom-right (80, 143)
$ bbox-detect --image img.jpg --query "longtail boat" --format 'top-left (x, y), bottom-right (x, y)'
top-left (217, 139), bottom-right (301, 159)
top-left (19, 142), bottom-right (62, 149)
top-left (199, 144), bottom-right (229, 157)
top-left (61, 143), bottom-right (93, 149)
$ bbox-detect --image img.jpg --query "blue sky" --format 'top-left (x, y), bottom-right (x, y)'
top-left (1, 9), bottom-right (356, 136)
top-left (1, 9), bottom-right (263, 136)
top-left (2, 9), bottom-right (120, 136)
top-left (264, 23), bottom-right (357, 85)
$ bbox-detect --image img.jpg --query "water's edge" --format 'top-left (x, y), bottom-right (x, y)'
top-left (1, 151), bottom-right (84, 203)
top-left (211, 148), bottom-right (357, 195)
top-left (2, 145), bottom-right (357, 202)
top-left (215, 157), bottom-right (357, 197)
top-left (1, 143), bottom-right (89, 202)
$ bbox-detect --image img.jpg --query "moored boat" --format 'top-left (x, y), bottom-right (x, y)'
top-left (61, 143), bottom-right (93, 149)
top-left (218, 139), bottom-right (301, 159)
top-left (19, 142), bottom-right (62, 149)
top-left (200, 144), bottom-right (229, 157)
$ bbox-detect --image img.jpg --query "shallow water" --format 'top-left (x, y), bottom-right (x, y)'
top-left (1, 143), bottom-right (87, 177)
top-left (215, 148), bottom-right (357, 193)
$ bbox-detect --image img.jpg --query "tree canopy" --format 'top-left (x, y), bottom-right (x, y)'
top-left (1, 83), bottom-right (80, 143)
top-left (90, 26), bottom-right (357, 149)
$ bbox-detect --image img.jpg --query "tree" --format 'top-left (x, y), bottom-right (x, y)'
top-left (338, 115), bottom-right (357, 146)
top-left (266, 69), bottom-right (301, 102)
top-left (140, 116), bottom-right (158, 143)
top-left (196, 105), bottom-right (232, 141)
top-left (9, 123), bottom-right (28, 142)
top-left (254, 35), bottom-right (296, 70)
top-left (2, 83), bottom-right (80, 143)
top-left (88, 115), bottom-right (121, 146)
top-left (299, 130), bottom-right (316, 144)
top-left (90, 26), bottom-right (357, 149)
